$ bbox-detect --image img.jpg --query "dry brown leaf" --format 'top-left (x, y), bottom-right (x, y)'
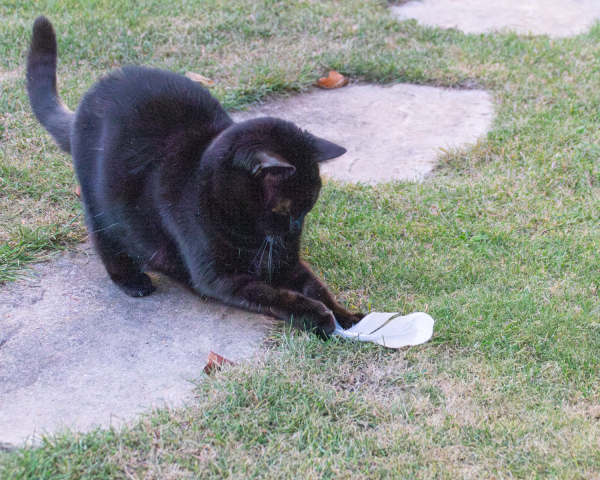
top-left (203, 350), bottom-right (234, 375)
top-left (75, 185), bottom-right (81, 198)
top-left (316, 70), bottom-right (349, 89)
top-left (185, 71), bottom-right (214, 87)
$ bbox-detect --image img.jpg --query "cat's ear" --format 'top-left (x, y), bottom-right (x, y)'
top-left (313, 137), bottom-right (347, 162)
top-left (251, 152), bottom-right (296, 177)
top-left (233, 150), bottom-right (295, 177)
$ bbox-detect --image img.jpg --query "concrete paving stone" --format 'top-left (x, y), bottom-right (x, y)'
top-left (392, 0), bottom-right (600, 37)
top-left (0, 245), bottom-right (272, 446)
top-left (233, 84), bottom-right (492, 183)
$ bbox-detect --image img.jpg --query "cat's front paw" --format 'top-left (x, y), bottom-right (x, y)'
top-left (116, 273), bottom-right (156, 298)
top-left (335, 312), bottom-right (366, 330)
top-left (295, 306), bottom-right (336, 337)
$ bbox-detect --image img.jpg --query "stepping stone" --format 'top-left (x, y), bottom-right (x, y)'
top-left (233, 84), bottom-right (492, 183)
top-left (392, 0), bottom-right (600, 37)
top-left (0, 246), bottom-right (271, 446)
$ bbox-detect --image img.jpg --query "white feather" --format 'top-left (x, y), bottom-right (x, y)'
top-left (333, 312), bottom-right (434, 349)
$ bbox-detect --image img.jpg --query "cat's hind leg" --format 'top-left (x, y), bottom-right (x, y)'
top-left (92, 230), bottom-right (156, 298)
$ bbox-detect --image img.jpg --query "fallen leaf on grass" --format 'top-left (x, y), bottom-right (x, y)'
top-left (316, 70), bottom-right (349, 89)
top-left (75, 185), bottom-right (81, 198)
top-left (185, 71), bottom-right (214, 87)
top-left (204, 350), bottom-right (234, 375)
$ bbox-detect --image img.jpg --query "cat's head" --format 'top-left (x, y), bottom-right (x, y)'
top-left (204, 117), bottom-right (346, 239)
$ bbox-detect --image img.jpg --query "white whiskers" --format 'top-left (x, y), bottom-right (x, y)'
top-left (249, 236), bottom-right (282, 284)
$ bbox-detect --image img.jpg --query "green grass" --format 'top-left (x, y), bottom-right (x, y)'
top-left (2, 0), bottom-right (600, 477)
top-left (1, 335), bottom-right (599, 478)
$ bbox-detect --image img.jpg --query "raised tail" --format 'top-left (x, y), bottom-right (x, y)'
top-left (26, 16), bottom-right (74, 154)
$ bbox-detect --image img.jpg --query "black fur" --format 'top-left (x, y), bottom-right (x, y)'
top-left (26, 16), bottom-right (364, 335)
top-left (26, 16), bottom-right (73, 153)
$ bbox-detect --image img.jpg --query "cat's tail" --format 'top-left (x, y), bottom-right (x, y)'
top-left (26, 16), bottom-right (74, 154)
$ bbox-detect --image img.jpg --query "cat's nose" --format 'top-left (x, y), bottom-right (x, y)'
top-left (289, 216), bottom-right (303, 234)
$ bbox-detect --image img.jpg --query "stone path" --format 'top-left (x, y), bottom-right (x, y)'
top-left (0, 245), bottom-right (271, 445)
top-left (0, 83), bottom-right (493, 446)
top-left (392, 0), bottom-right (600, 37)
top-left (233, 84), bottom-right (492, 183)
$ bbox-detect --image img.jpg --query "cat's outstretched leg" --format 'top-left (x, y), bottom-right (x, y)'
top-left (241, 282), bottom-right (337, 335)
top-left (195, 273), bottom-right (337, 335)
top-left (284, 260), bottom-right (365, 330)
top-left (92, 231), bottom-right (156, 298)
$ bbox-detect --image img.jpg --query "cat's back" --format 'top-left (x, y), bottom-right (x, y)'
top-left (77, 66), bottom-right (231, 133)
top-left (71, 65), bottom-right (233, 190)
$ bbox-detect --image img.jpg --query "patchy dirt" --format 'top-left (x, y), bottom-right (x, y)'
top-left (233, 84), bottom-right (492, 183)
top-left (392, 0), bottom-right (600, 37)
top-left (0, 244), bottom-right (272, 445)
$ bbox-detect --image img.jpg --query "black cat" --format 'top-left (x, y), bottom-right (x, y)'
top-left (26, 16), bottom-right (364, 335)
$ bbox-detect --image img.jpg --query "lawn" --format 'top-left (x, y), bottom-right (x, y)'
top-left (1, 0), bottom-right (600, 477)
